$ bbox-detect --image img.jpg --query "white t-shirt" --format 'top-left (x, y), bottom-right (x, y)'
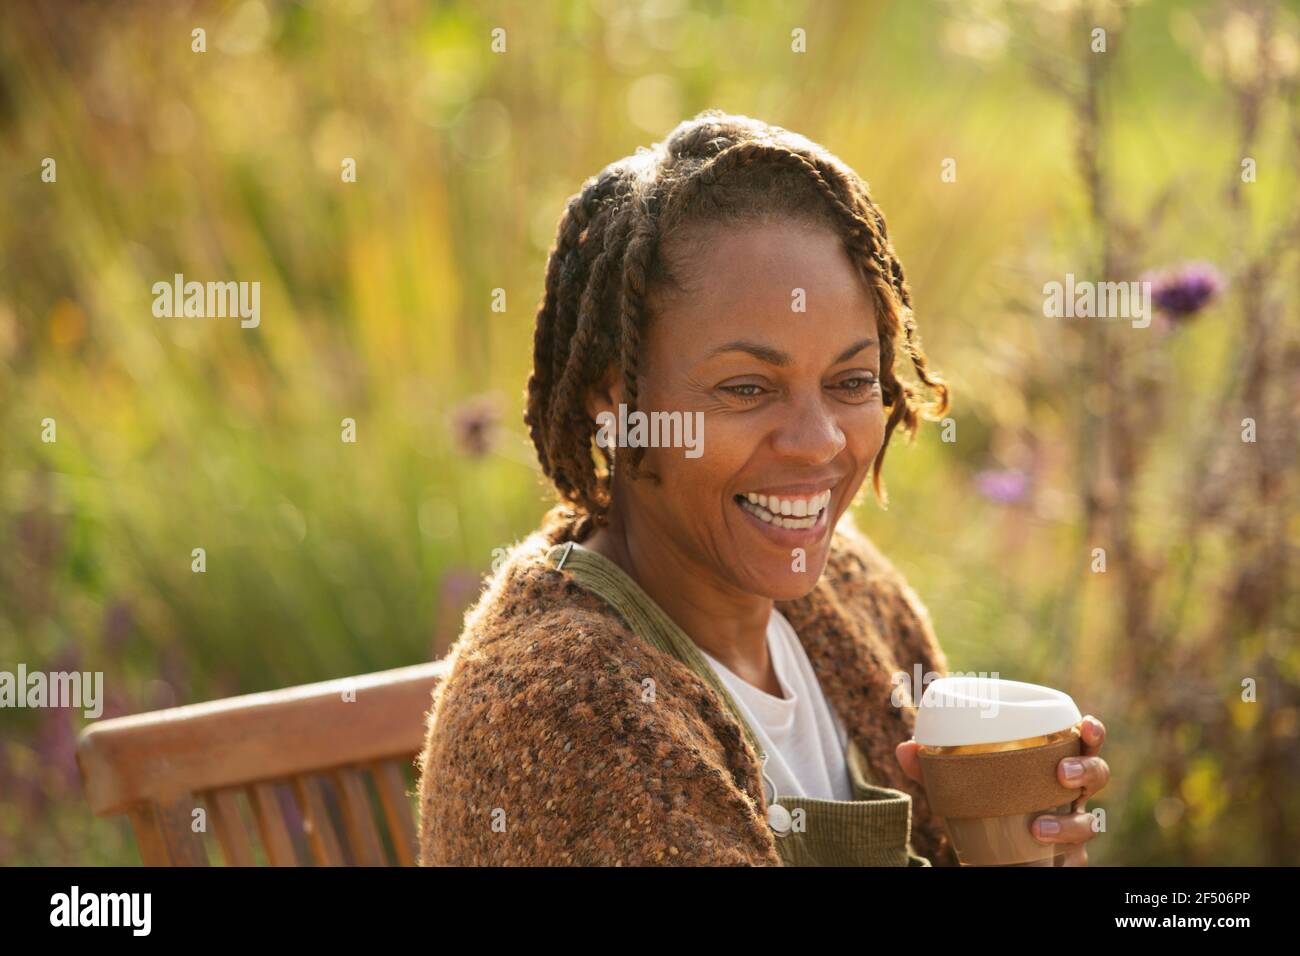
top-left (698, 608), bottom-right (853, 801)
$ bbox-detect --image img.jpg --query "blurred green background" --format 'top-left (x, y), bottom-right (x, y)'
top-left (2, 0), bottom-right (1298, 866)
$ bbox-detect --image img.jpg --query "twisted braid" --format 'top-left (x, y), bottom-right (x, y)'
top-left (526, 168), bottom-right (629, 465)
top-left (548, 205), bottom-right (636, 506)
top-left (615, 211), bottom-right (662, 478)
top-left (525, 110), bottom-right (950, 536)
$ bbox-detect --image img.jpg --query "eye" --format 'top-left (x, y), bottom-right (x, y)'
top-left (720, 383), bottom-right (766, 398)
top-left (832, 373), bottom-right (879, 393)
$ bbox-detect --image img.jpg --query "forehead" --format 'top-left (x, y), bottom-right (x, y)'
top-left (647, 220), bottom-right (878, 356)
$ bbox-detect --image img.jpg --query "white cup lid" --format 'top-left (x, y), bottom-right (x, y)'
top-left (913, 677), bottom-right (1081, 747)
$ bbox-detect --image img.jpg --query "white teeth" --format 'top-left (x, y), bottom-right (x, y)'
top-left (738, 491), bottom-right (832, 515)
top-left (775, 513), bottom-right (815, 528)
top-left (736, 489), bottom-right (832, 529)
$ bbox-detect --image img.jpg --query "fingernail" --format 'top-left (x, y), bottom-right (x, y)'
top-left (1037, 817), bottom-right (1060, 837)
top-left (1062, 758), bottom-right (1084, 782)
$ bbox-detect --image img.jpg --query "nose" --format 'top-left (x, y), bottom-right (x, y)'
top-left (770, 389), bottom-right (846, 465)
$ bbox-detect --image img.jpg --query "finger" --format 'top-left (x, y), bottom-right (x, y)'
top-left (1052, 843), bottom-right (1083, 866)
top-left (1078, 715), bottom-right (1105, 756)
top-left (1059, 754), bottom-right (1110, 803)
top-left (895, 740), bottom-right (924, 784)
top-left (1031, 811), bottom-right (1099, 845)
top-left (1060, 844), bottom-right (1089, 867)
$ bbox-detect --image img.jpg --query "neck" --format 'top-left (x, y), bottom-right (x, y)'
top-left (580, 501), bottom-right (779, 693)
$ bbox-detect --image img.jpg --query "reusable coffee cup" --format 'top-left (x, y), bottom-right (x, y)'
top-left (913, 677), bottom-right (1084, 867)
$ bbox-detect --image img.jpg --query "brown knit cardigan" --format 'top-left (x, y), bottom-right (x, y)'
top-left (417, 505), bottom-right (959, 866)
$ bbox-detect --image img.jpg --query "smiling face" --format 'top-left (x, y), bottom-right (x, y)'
top-left (590, 218), bottom-right (885, 601)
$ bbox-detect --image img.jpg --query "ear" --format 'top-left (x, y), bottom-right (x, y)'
top-left (585, 363), bottom-right (623, 423)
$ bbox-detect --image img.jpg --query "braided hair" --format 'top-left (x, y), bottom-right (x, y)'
top-left (525, 110), bottom-right (950, 542)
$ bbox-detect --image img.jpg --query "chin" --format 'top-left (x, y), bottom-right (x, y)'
top-left (733, 551), bottom-right (830, 603)
top-left (725, 490), bottom-right (837, 598)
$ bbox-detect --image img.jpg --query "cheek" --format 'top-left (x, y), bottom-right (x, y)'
top-left (842, 404), bottom-right (888, 483)
top-left (861, 408), bottom-right (888, 454)
top-left (650, 430), bottom-right (743, 503)
top-left (632, 425), bottom-right (749, 528)
top-left (627, 413), bottom-right (736, 510)
top-left (841, 399), bottom-right (886, 449)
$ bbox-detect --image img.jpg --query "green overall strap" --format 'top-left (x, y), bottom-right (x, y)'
top-left (546, 541), bottom-right (767, 763)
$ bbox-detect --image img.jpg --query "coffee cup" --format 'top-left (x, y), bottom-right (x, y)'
top-left (913, 677), bottom-right (1084, 866)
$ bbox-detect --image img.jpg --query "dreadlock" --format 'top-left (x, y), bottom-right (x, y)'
top-left (525, 110), bottom-right (950, 542)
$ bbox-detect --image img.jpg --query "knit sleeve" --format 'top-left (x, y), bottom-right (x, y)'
top-left (417, 594), bottom-right (781, 866)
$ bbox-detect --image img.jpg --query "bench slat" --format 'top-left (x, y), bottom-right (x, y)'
top-left (130, 794), bottom-right (209, 866)
top-left (207, 787), bottom-right (255, 866)
top-left (374, 759), bottom-right (418, 866)
top-left (335, 767), bottom-right (387, 866)
top-left (294, 774), bottom-right (345, 866)
top-left (250, 782), bottom-right (299, 866)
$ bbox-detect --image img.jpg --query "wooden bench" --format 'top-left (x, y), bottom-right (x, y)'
top-left (76, 659), bottom-right (449, 866)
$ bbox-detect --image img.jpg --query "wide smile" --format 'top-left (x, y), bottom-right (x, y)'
top-left (732, 488), bottom-right (833, 544)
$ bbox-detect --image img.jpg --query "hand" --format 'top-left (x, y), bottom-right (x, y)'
top-left (895, 714), bottom-right (1110, 867)
top-left (1036, 714), bottom-right (1108, 866)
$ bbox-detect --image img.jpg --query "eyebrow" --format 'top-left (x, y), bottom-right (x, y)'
top-left (707, 337), bottom-right (878, 367)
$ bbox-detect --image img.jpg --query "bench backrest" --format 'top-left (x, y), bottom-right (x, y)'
top-left (76, 660), bottom-right (449, 865)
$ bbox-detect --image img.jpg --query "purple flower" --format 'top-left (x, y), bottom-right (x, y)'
top-left (1145, 261), bottom-right (1225, 321)
top-left (448, 394), bottom-right (502, 459)
top-left (433, 566), bottom-right (483, 654)
top-left (974, 468), bottom-right (1029, 504)
top-left (34, 709), bottom-right (79, 793)
top-left (103, 600), bottom-right (134, 654)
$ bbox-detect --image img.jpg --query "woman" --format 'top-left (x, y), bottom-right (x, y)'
top-left (418, 110), bottom-right (1109, 866)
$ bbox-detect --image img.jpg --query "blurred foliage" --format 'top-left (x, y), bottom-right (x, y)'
top-left (1, 0), bottom-right (1297, 865)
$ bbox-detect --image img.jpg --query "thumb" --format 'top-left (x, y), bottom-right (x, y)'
top-left (895, 739), bottom-right (925, 785)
